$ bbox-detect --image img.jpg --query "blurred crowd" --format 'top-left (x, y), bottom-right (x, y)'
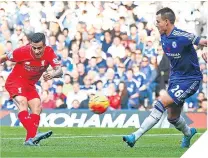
top-left (0, 1), bottom-right (207, 112)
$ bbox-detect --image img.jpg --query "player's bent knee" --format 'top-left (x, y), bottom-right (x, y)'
top-left (28, 98), bottom-right (42, 114)
top-left (158, 91), bottom-right (174, 106)
top-left (150, 100), bottom-right (166, 121)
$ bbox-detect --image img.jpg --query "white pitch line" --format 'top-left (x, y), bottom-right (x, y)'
top-left (0, 133), bottom-right (202, 140)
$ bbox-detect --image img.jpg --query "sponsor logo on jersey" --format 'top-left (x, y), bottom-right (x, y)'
top-left (166, 53), bottom-right (181, 59)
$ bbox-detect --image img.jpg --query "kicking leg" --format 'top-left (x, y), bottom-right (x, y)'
top-left (13, 96), bottom-right (37, 145)
top-left (123, 91), bottom-right (174, 147)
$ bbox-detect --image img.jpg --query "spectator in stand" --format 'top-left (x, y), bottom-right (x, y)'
top-left (48, 35), bottom-right (57, 52)
top-left (122, 47), bottom-right (132, 70)
top-left (61, 47), bottom-right (74, 72)
top-left (55, 98), bottom-right (67, 109)
top-left (78, 48), bottom-right (89, 66)
top-left (107, 36), bottom-right (125, 59)
top-left (86, 57), bottom-right (99, 73)
top-left (5, 41), bottom-right (13, 53)
top-left (125, 69), bottom-right (139, 109)
top-left (66, 82), bottom-right (88, 109)
top-left (77, 62), bottom-right (87, 85)
top-left (129, 24), bottom-right (139, 45)
top-left (95, 80), bottom-right (105, 95)
top-left (111, 22), bottom-right (121, 38)
top-left (53, 83), bottom-right (67, 103)
top-left (197, 92), bottom-right (206, 109)
top-left (155, 44), bottom-right (170, 96)
top-left (116, 63), bottom-right (126, 81)
top-left (71, 99), bottom-right (80, 109)
top-left (101, 30), bottom-right (113, 54)
top-left (197, 98), bottom-right (207, 112)
top-left (41, 90), bottom-right (56, 109)
top-left (62, 74), bottom-right (73, 96)
top-left (80, 75), bottom-right (95, 93)
top-left (142, 37), bottom-right (156, 58)
top-left (140, 56), bottom-right (154, 106)
top-left (107, 83), bottom-right (121, 110)
top-left (63, 28), bottom-right (71, 46)
top-left (68, 31), bottom-right (83, 51)
top-left (70, 70), bottom-right (79, 83)
top-left (117, 81), bottom-right (129, 109)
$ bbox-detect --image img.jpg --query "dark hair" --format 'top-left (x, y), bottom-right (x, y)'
top-left (118, 81), bottom-right (128, 99)
top-left (156, 7), bottom-right (176, 24)
top-left (127, 68), bottom-right (133, 73)
top-left (63, 28), bottom-right (68, 32)
top-left (129, 23), bottom-right (138, 29)
top-left (30, 32), bottom-right (46, 44)
top-left (6, 41), bottom-right (12, 44)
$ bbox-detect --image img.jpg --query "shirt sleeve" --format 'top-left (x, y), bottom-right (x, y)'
top-left (179, 32), bottom-right (200, 46)
top-left (48, 48), bottom-right (61, 68)
top-left (6, 47), bottom-right (29, 62)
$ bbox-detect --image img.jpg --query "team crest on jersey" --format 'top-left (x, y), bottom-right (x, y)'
top-left (172, 41), bottom-right (177, 48)
top-left (41, 60), bottom-right (45, 66)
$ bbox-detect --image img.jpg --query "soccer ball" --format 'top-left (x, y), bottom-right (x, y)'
top-left (89, 94), bottom-right (109, 114)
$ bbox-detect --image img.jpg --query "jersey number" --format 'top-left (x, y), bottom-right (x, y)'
top-left (171, 85), bottom-right (184, 97)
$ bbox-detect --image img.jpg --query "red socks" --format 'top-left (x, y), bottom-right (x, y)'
top-left (18, 111), bottom-right (40, 141)
top-left (30, 113), bottom-right (40, 138)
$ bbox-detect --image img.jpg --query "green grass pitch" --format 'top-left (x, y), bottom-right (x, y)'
top-left (0, 127), bottom-right (206, 158)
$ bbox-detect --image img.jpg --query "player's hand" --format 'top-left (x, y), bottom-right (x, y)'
top-left (202, 52), bottom-right (207, 63)
top-left (199, 39), bottom-right (207, 47)
top-left (43, 72), bottom-right (53, 81)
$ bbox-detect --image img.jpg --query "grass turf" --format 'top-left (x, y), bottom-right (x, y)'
top-left (0, 127), bottom-right (206, 158)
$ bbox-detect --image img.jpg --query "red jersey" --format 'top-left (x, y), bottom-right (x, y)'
top-left (6, 45), bottom-right (60, 85)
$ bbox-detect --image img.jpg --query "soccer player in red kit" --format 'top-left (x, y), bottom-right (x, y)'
top-left (0, 33), bottom-right (63, 146)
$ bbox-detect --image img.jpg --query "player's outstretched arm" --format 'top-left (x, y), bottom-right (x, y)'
top-left (0, 54), bottom-right (8, 64)
top-left (43, 66), bottom-right (63, 81)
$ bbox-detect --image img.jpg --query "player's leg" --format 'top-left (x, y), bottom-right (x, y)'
top-left (27, 98), bottom-right (41, 138)
top-left (123, 90), bottom-right (173, 147)
top-left (167, 79), bottom-right (200, 148)
top-left (27, 89), bottom-right (52, 144)
top-left (167, 105), bottom-right (197, 148)
top-left (12, 95), bottom-right (38, 146)
top-left (167, 105), bottom-right (191, 136)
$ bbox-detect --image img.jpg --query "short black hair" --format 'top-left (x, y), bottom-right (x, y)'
top-left (129, 23), bottom-right (138, 29)
top-left (63, 28), bottom-right (68, 32)
top-left (30, 32), bottom-right (46, 44)
top-left (156, 7), bottom-right (176, 24)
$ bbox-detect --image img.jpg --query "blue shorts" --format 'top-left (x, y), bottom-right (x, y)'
top-left (167, 79), bottom-right (200, 105)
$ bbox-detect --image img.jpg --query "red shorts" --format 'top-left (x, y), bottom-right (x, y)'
top-left (5, 76), bottom-right (40, 101)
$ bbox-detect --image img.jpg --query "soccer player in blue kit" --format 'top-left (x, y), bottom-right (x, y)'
top-left (123, 7), bottom-right (207, 148)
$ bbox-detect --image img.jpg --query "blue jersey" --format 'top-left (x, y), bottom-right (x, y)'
top-left (161, 27), bottom-right (202, 81)
top-left (125, 80), bottom-right (137, 96)
top-left (133, 72), bottom-right (145, 88)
